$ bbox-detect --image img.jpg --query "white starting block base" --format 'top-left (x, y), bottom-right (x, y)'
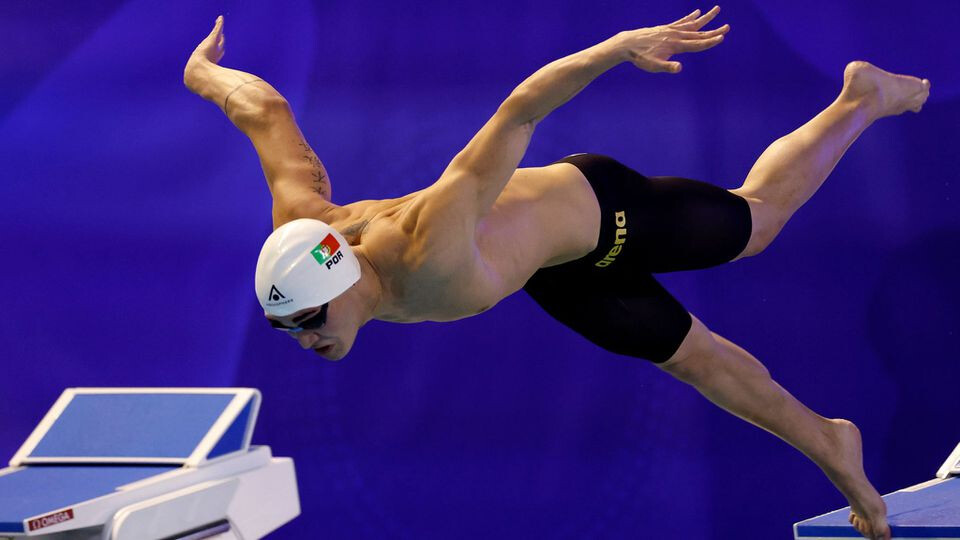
top-left (0, 388), bottom-right (300, 539)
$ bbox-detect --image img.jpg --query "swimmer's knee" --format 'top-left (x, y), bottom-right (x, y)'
top-left (728, 188), bottom-right (789, 259)
top-left (657, 314), bottom-right (723, 383)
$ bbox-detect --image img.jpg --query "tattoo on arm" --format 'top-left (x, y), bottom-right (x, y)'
top-left (298, 140), bottom-right (331, 199)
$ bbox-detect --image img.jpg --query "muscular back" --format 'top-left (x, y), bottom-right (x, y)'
top-left (303, 162), bottom-right (601, 323)
top-left (181, 15), bottom-right (655, 323)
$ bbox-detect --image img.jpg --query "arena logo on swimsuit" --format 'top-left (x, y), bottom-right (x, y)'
top-left (595, 211), bottom-right (627, 267)
top-left (310, 234), bottom-right (345, 269)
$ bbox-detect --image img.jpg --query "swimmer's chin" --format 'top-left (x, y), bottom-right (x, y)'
top-left (313, 343), bottom-right (347, 361)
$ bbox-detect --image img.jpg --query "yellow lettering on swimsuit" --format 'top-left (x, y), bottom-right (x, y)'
top-left (595, 211), bottom-right (627, 268)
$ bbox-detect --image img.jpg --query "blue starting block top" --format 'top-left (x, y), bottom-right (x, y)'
top-left (0, 388), bottom-right (262, 535)
top-left (795, 476), bottom-right (960, 539)
top-left (11, 388), bottom-right (260, 466)
top-left (0, 465), bottom-right (178, 533)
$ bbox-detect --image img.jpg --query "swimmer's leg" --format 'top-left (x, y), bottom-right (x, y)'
top-left (184, 16), bottom-right (335, 226)
top-left (730, 62), bottom-right (930, 260)
top-left (660, 316), bottom-right (890, 540)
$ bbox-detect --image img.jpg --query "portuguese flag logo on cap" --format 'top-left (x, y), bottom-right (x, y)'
top-left (310, 233), bottom-right (341, 265)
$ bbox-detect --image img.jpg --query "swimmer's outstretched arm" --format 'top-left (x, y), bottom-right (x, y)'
top-left (426, 7), bottom-right (729, 221)
top-left (184, 16), bottom-right (333, 227)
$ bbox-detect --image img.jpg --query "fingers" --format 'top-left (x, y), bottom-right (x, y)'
top-left (675, 33), bottom-right (725, 53)
top-left (692, 6), bottom-right (721, 30)
top-left (648, 58), bottom-right (682, 74)
top-left (674, 24), bottom-right (729, 40)
top-left (211, 16), bottom-right (225, 57)
top-left (200, 16), bottom-right (221, 45)
top-left (669, 8), bottom-right (701, 26)
top-left (675, 6), bottom-right (721, 31)
top-left (205, 15), bottom-right (223, 45)
top-left (191, 15), bottom-right (226, 63)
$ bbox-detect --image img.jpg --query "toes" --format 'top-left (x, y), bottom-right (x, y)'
top-left (849, 513), bottom-right (869, 537)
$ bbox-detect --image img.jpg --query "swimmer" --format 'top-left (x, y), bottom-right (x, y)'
top-left (184, 7), bottom-right (929, 539)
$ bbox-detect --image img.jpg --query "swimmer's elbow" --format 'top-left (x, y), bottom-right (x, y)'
top-left (230, 90), bottom-right (292, 130)
top-left (498, 92), bottom-right (542, 128)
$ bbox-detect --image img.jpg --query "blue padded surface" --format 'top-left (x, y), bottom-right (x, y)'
top-left (0, 465), bottom-right (177, 533)
top-left (31, 393), bottom-right (234, 459)
top-left (796, 478), bottom-right (960, 538)
top-left (208, 398), bottom-right (253, 460)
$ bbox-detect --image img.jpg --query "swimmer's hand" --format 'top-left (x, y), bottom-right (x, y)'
top-left (184, 16), bottom-right (227, 99)
top-left (615, 6), bottom-right (729, 74)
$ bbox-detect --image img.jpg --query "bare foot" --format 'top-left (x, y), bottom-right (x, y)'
top-left (841, 61), bottom-right (930, 119)
top-left (820, 419), bottom-right (891, 540)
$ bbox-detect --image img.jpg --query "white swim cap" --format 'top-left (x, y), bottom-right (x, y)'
top-left (255, 219), bottom-right (361, 317)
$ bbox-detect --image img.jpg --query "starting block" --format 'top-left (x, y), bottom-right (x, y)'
top-left (794, 441), bottom-right (960, 539)
top-left (0, 388), bottom-right (300, 539)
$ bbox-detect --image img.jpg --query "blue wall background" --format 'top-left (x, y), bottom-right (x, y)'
top-left (2, 1), bottom-right (957, 538)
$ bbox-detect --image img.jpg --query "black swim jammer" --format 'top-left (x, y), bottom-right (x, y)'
top-left (523, 153), bottom-right (753, 363)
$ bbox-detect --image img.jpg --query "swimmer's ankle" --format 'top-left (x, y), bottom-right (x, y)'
top-left (817, 419), bottom-right (866, 480)
top-left (833, 94), bottom-right (879, 125)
